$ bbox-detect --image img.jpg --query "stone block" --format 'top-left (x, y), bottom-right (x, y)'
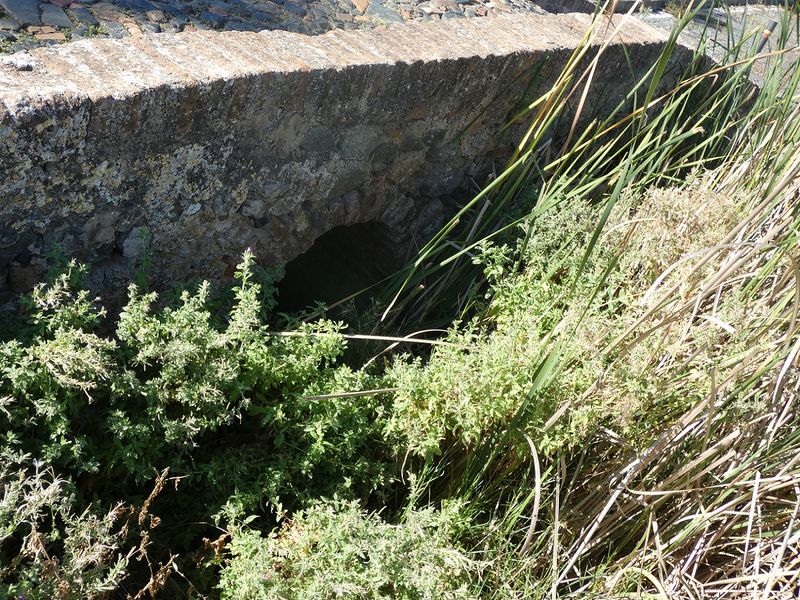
top-left (40, 4), bottom-right (74, 28)
top-left (0, 0), bottom-right (40, 26)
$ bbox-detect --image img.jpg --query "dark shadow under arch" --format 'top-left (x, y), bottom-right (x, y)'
top-left (276, 221), bottom-right (402, 314)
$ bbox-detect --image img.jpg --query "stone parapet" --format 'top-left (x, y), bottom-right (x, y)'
top-left (0, 13), bottom-right (676, 300)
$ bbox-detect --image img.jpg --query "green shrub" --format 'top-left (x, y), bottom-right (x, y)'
top-left (0, 251), bottom-right (401, 593)
top-left (219, 499), bottom-right (475, 600)
top-left (383, 175), bottom-right (750, 461)
top-left (382, 198), bottom-right (606, 458)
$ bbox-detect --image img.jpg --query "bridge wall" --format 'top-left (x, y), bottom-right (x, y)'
top-left (0, 13), bottom-right (675, 298)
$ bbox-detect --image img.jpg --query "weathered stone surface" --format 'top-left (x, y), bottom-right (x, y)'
top-left (40, 4), bottom-right (74, 28)
top-left (199, 9), bottom-right (226, 26)
top-left (34, 30), bottom-right (67, 40)
top-left (1, 0), bottom-right (770, 56)
top-left (366, 0), bottom-right (403, 23)
top-left (0, 0), bottom-right (548, 54)
top-left (91, 2), bottom-right (125, 20)
top-left (1, 50), bottom-right (37, 68)
top-left (0, 13), bottom-right (684, 301)
top-left (0, 0), bottom-right (40, 26)
top-left (137, 18), bottom-right (160, 32)
top-left (115, 0), bottom-right (157, 11)
top-left (145, 9), bottom-right (166, 22)
top-left (536, 0), bottom-right (668, 13)
top-left (283, 1), bottom-right (305, 15)
top-left (69, 6), bottom-right (99, 25)
top-left (0, 17), bottom-right (21, 30)
top-left (27, 24), bottom-right (56, 33)
top-left (98, 18), bottom-right (128, 36)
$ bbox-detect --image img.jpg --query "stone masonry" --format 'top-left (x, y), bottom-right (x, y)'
top-left (0, 13), bottom-right (681, 301)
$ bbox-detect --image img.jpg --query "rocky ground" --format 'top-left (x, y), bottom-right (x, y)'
top-left (0, 0), bottom-right (545, 53)
top-left (0, 0), bottom-right (793, 58)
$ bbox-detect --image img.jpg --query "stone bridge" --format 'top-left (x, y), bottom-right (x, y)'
top-left (0, 12), bottom-right (677, 302)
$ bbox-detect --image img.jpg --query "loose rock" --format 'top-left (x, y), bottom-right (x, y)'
top-left (0, 17), bottom-right (21, 30)
top-left (69, 6), bottom-right (99, 25)
top-left (34, 30), bottom-right (67, 40)
top-left (40, 4), bottom-right (74, 28)
top-left (145, 8), bottom-right (166, 21)
top-left (0, 0), bottom-right (40, 27)
top-left (98, 18), bottom-right (128, 36)
top-left (365, 0), bottom-right (403, 23)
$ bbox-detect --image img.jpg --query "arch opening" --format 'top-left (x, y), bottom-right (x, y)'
top-left (276, 221), bottom-right (403, 314)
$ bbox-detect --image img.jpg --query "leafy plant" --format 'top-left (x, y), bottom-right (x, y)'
top-left (0, 251), bottom-right (400, 593)
top-left (219, 499), bottom-right (475, 600)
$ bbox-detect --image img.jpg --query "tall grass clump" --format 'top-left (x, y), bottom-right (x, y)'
top-left (367, 1), bottom-right (800, 597)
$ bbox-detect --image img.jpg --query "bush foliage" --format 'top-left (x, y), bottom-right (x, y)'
top-left (0, 253), bottom-right (398, 596)
top-left (220, 499), bottom-right (475, 600)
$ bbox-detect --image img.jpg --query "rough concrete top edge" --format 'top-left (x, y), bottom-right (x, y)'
top-left (0, 12), bottom-right (668, 115)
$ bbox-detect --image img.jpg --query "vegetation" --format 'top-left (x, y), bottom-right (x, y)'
top-left (2, 1), bottom-right (799, 597)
